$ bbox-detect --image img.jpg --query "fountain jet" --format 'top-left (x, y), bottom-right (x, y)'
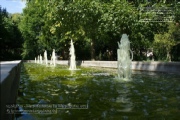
top-left (69, 39), bottom-right (76, 70)
top-left (37, 55), bottom-right (40, 64)
top-left (35, 57), bottom-right (36, 63)
top-left (51, 49), bottom-right (56, 66)
top-left (40, 54), bottom-right (43, 64)
top-left (117, 34), bottom-right (133, 79)
top-left (44, 50), bottom-right (48, 65)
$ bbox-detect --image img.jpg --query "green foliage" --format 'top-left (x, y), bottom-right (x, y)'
top-left (19, 0), bottom-right (180, 61)
top-left (0, 6), bottom-right (23, 60)
top-left (19, 0), bottom-right (46, 59)
top-left (153, 23), bottom-right (179, 61)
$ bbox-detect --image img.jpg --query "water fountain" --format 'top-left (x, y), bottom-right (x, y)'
top-left (35, 57), bottom-right (36, 63)
top-left (44, 50), bottom-right (48, 65)
top-left (40, 54), bottom-right (43, 64)
top-left (37, 55), bottom-right (40, 63)
top-left (51, 49), bottom-right (56, 66)
top-left (117, 34), bottom-right (133, 80)
top-left (69, 39), bottom-right (76, 70)
top-left (15, 35), bottom-right (180, 120)
top-left (17, 63), bottom-right (180, 119)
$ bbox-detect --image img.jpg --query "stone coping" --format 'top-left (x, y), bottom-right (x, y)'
top-left (1, 60), bottom-right (21, 82)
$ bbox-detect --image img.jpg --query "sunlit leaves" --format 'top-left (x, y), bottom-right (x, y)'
top-left (19, 0), bottom-right (180, 60)
top-left (153, 23), bottom-right (178, 61)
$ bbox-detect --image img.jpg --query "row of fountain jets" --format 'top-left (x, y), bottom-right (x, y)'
top-left (35, 39), bottom-right (76, 70)
top-left (34, 34), bottom-right (133, 80)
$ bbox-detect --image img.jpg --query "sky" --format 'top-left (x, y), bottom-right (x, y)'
top-left (0, 0), bottom-right (26, 14)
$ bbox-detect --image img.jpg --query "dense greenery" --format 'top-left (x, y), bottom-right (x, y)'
top-left (1, 0), bottom-right (180, 61)
top-left (0, 6), bottom-right (23, 60)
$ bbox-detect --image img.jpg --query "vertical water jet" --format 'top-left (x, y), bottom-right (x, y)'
top-left (69, 39), bottom-right (76, 70)
top-left (117, 34), bottom-right (133, 79)
top-left (44, 50), bottom-right (48, 65)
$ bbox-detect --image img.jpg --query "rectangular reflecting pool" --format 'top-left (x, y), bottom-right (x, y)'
top-left (16, 63), bottom-right (180, 119)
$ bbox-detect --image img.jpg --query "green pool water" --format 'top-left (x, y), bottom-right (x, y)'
top-left (16, 63), bottom-right (180, 120)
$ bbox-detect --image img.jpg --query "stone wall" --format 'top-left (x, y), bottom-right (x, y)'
top-left (26, 60), bottom-right (180, 74)
top-left (57, 60), bottom-right (180, 74)
top-left (0, 61), bottom-right (22, 120)
top-left (131, 61), bottom-right (180, 74)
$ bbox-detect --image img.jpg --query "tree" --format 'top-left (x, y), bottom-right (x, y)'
top-left (19, 0), bottom-right (180, 61)
top-left (19, 0), bottom-right (46, 59)
top-left (153, 23), bottom-right (178, 61)
top-left (0, 6), bottom-right (23, 60)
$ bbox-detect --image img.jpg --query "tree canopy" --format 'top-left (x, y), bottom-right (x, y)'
top-left (0, 6), bottom-right (23, 60)
top-left (1, 0), bottom-right (180, 61)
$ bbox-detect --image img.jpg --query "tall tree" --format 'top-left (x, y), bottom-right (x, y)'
top-left (0, 6), bottom-right (23, 60)
top-left (19, 0), bottom-right (46, 59)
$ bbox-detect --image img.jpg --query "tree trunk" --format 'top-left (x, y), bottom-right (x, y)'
top-left (90, 39), bottom-right (95, 61)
